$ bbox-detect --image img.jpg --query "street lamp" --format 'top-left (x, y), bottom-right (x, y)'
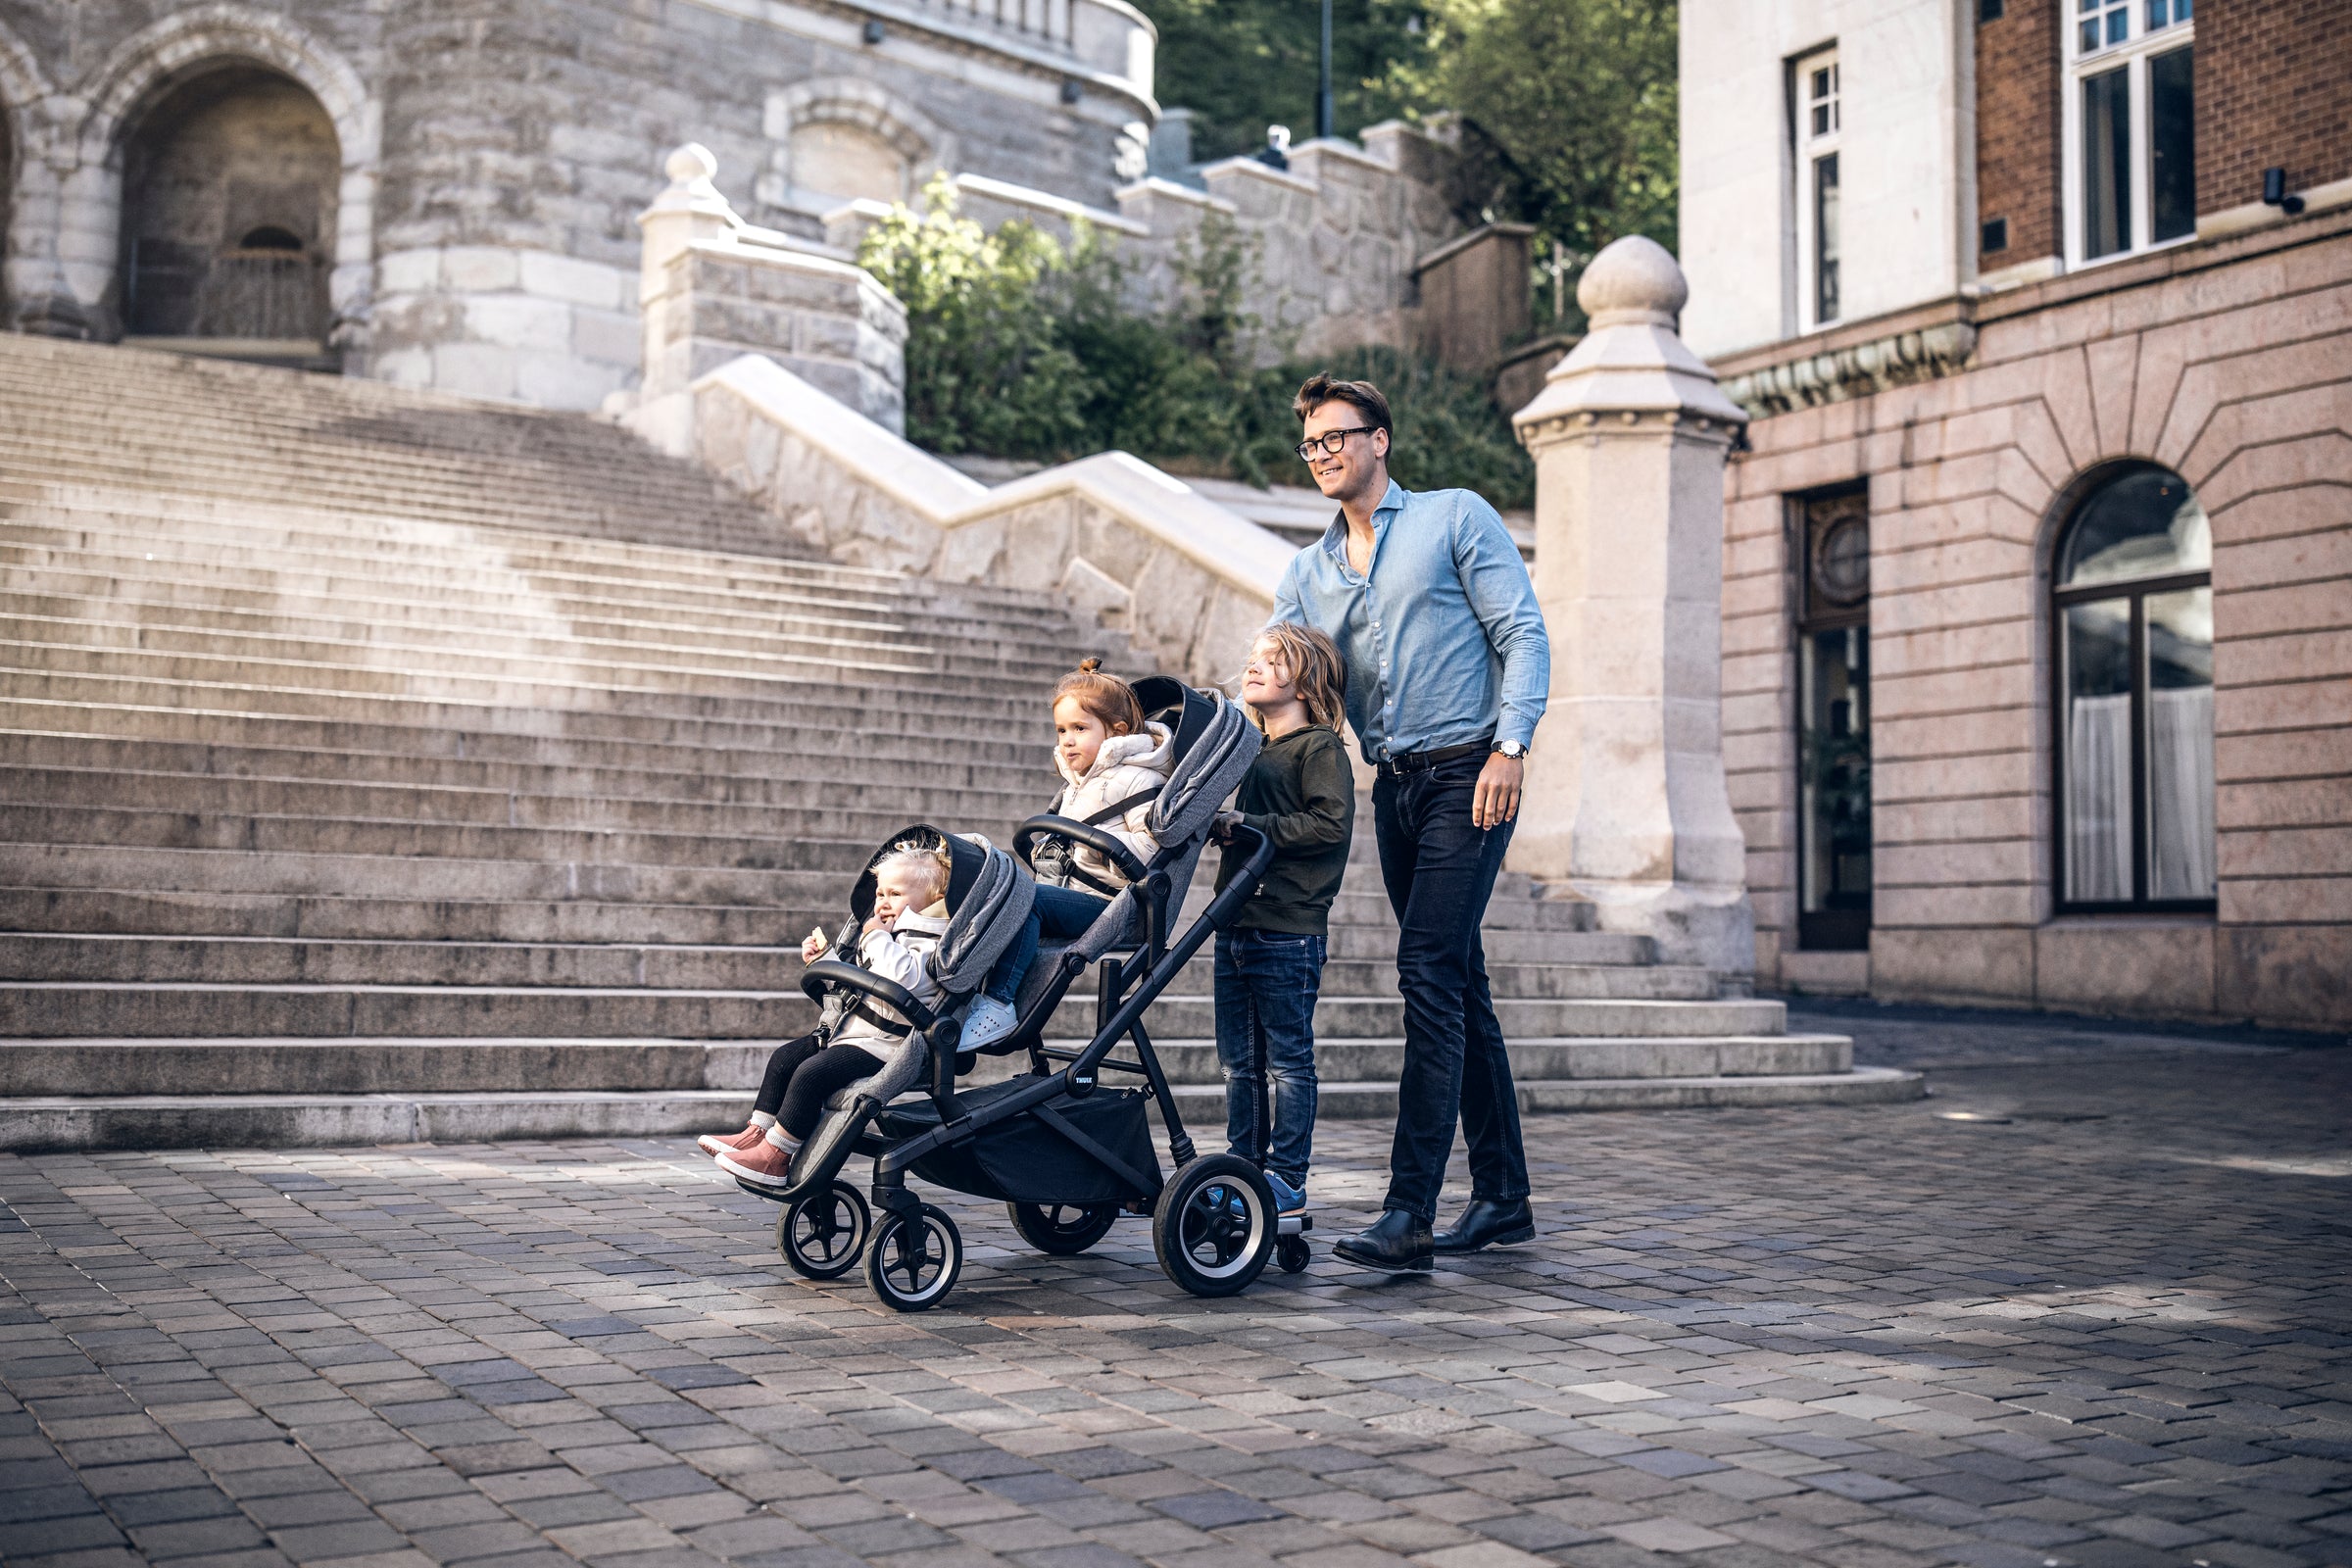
top-left (1316, 0), bottom-right (1334, 141)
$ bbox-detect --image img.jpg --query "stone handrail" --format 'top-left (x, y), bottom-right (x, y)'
top-left (639, 353), bottom-right (1292, 685)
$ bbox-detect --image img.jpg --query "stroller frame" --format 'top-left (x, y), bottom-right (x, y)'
top-left (760, 678), bottom-right (1299, 1310)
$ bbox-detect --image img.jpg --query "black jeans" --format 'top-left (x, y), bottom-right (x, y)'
top-left (754, 1033), bottom-right (887, 1139)
top-left (1372, 751), bottom-right (1529, 1222)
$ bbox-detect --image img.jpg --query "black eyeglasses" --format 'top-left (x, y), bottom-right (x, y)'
top-left (1296, 427), bottom-right (1376, 462)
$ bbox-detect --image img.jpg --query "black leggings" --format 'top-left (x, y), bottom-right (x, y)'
top-left (754, 1033), bottom-right (888, 1139)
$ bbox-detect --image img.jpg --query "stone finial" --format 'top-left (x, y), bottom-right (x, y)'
top-left (1576, 234), bottom-right (1688, 328)
top-left (666, 143), bottom-right (720, 187)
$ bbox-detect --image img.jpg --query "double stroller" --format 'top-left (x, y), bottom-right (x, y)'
top-left (740, 676), bottom-right (1311, 1312)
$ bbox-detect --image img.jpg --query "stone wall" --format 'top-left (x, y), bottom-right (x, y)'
top-left (1716, 211), bottom-right (2352, 1030)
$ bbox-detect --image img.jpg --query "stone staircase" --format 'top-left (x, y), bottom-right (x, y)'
top-left (0, 336), bottom-right (1916, 1150)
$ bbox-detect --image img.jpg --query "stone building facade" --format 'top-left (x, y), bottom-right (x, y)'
top-left (0, 0), bottom-right (1489, 411)
top-left (0, 0), bottom-right (1159, 405)
top-left (1681, 0), bottom-right (2352, 1030)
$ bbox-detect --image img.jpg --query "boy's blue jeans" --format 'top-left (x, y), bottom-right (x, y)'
top-left (1214, 927), bottom-right (1326, 1190)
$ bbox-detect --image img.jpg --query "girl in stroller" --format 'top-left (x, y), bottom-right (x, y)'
top-left (960, 659), bottom-right (1174, 1050)
top-left (703, 839), bottom-right (954, 1192)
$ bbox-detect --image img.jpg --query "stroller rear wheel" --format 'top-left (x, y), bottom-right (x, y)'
top-left (865, 1202), bottom-right (963, 1311)
top-left (1152, 1154), bottom-right (1276, 1298)
top-left (778, 1181), bottom-right (870, 1280)
top-left (1007, 1201), bottom-right (1120, 1255)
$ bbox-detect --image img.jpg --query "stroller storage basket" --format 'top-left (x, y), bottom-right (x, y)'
top-left (882, 1077), bottom-right (1159, 1207)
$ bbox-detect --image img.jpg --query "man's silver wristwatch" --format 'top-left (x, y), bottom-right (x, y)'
top-left (1493, 740), bottom-right (1528, 760)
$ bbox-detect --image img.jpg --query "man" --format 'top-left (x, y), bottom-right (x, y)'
top-left (1270, 373), bottom-right (1550, 1273)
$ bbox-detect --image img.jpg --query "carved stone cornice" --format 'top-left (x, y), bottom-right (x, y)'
top-left (1721, 318), bottom-right (1976, 419)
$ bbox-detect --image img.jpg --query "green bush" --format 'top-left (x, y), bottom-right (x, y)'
top-left (858, 182), bottom-right (1534, 510)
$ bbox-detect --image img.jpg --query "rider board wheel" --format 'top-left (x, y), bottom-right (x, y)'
top-left (864, 1202), bottom-right (963, 1312)
top-left (777, 1181), bottom-right (869, 1280)
top-left (1152, 1153), bottom-right (1276, 1298)
top-left (1007, 1200), bottom-right (1119, 1255)
top-left (1274, 1235), bottom-right (1311, 1274)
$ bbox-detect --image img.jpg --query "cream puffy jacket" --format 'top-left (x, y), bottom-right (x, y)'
top-left (1045, 721), bottom-right (1175, 891)
top-left (828, 906), bottom-right (949, 1063)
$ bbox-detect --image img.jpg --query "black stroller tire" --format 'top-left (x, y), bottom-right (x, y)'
top-left (865, 1203), bottom-right (962, 1312)
top-left (1152, 1154), bottom-right (1276, 1298)
top-left (1274, 1235), bottom-right (1311, 1274)
top-left (778, 1182), bottom-right (870, 1280)
top-left (1007, 1201), bottom-right (1119, 1255)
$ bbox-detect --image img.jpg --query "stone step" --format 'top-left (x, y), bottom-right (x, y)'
top-left (0, 699), bottom-right (1061, 777)
top-left (0, 982), bottom-right (820, 1040)
top-left (0, 763), bottom-right (1046, 833)
top-left (0, 979), bottom-right (1780, 1041)
top-left (0, 587), bottom-right (1116, 675)
top-left (1131, 995), bottom-right (1785, 1041)
top-left (0, 612), bottom-right (1080, 696)
top-left (1162, 953), bottom-right (1717, 1000)
top-left (0, 841), bottom-right (1557, 935)
top-left (0, 661), bottom-right (1081, 733)
top-left (0, 566), bottom-right (1099, 664)
top-left (0, 1032), bottom-right (1850, 1098)
top-left (0, 522), bottom-right (1103, 638)
top-left (0, 889), bottom-right (1612, 959)
top-left (0, 1066), bottom-right (1925, 1152)
top-left (0, 802), bottom-right (927, 873)
top-left (0, 933), bottom-right (1681, 1000)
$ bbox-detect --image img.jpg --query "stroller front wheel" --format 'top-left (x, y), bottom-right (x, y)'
top-left (778, 1181), bottom-right (870, 1280)
top-left (1007, 1201), bottom-right (1119, 1255)
top-left (865, 1202), bottom-right (963, 1311)
top-left (1153, 1154), bottom-right (1276, 1298)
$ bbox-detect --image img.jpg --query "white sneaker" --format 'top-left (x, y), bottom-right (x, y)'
top-left (960, 995), bottom-right (1017, 1052)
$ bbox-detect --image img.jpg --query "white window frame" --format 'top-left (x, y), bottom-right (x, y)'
top-left (1792, 46), bottom-right (1841, 333)
top-left (2061, 0), bottom-right (2196, 270)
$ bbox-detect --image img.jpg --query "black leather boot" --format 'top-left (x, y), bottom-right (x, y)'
top-left (1332, 1208), bottom-right (1434, 1273)
top-left (1434, 1198), bottom-right (1535, 1254)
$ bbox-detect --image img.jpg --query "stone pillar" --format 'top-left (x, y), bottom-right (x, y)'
top-left (1508, 236), bottom-right (1756, 981)
top-left (635, 144), bottom-right (741, 405)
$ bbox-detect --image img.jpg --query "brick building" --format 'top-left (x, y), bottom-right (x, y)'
top-left (1680, 0), bottom-right (2350, 1028)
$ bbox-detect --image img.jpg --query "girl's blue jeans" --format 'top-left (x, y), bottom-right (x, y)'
top-left (982, 883), bottom-right (1113, 1006)
top-left (1214, 927), bottom-right (1326, 1190)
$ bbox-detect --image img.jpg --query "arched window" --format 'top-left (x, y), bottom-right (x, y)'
top-left (2053, 465), bottom-right (2215, 909)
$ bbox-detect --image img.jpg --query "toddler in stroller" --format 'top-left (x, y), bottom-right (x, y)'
top-left (701, 838), bottom-right (955, 1192)
top-left (737, 676), bottom-right (1310, 1312)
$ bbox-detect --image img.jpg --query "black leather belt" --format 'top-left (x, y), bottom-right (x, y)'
top-left (1375, 736), bottom-right (1494, 778)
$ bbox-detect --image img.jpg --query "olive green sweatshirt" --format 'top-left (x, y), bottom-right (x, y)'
top-left (1213, 723), bottom-right (1354, 936)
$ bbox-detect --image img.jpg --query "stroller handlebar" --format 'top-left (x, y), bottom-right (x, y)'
top-left (800, 958), bottom-right (939, 1036)
top-left (1012, 813), bottom-right (1150, 885)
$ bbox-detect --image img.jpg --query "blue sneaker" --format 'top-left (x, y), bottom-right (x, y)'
top-left (1265, 1172), bottom-right (1306, 1216)
top-left (960, 996), bottom-right (1017, 1052)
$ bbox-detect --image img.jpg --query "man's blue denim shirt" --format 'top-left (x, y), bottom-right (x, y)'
top-left (1270, 480), bottom-right (1550, 764)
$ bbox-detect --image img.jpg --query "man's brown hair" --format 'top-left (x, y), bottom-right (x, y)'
top-left (1292, 373), bottom-right (1392, 440)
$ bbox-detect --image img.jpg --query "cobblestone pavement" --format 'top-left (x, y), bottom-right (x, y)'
top-left (4, 1027), bottom-right (2348, 1568)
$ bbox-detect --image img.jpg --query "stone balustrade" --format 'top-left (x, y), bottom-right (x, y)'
top-left (628, 353), bottom-right (1289, 687)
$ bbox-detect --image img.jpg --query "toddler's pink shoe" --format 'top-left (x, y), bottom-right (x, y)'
top-left (697, 1125), bottom-right (766, 1157)
top-left (716, 1139), bottom-right (796, 1194)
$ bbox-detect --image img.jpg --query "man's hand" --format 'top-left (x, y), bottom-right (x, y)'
top-left (1210, 808), bottom-right (1243, 845)
top-left (1473, 753), bottom-right (1524, 831)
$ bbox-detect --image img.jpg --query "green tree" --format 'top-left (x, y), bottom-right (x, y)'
top-left (1392, 0), bottom-right (1678, 278)
top-left (1137, 0), bottom-right (1429, 163)
top-left (857, 180), bottom-right (1091, 458)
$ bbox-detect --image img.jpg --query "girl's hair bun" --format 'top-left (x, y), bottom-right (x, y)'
top-left (1077, 657), bottom-right (1102, 674)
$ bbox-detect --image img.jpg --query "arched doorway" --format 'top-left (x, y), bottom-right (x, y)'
top-left (117, 64), bottom-right (339, 358)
